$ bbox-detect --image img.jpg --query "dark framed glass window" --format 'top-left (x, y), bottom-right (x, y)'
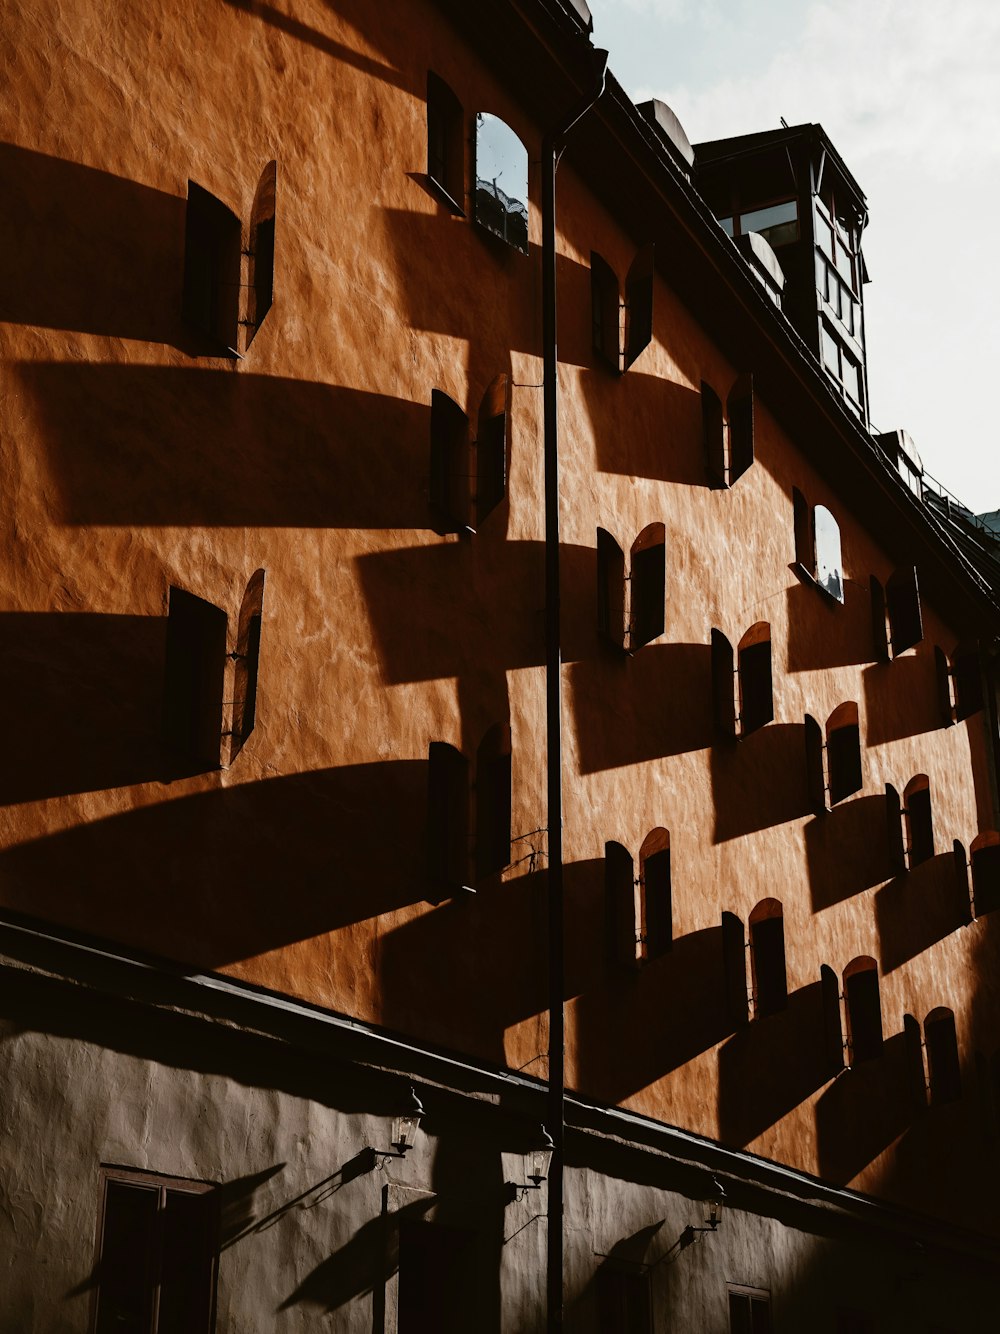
top-left (93, 1168), bottom-right (217, 1334)
top-left (844, 957), bottom-right (882, 1064)
top-left (826, 702), bottom-right (862, 804)
top-left (728, 1284), bottom-right (771, 1334)
top-left (597, 1265), bottom-right (652, 1333)
top-left (737, 622), bottom-right (773, 737)
top-left (473, 113), bottom-right (528, 254)
top-left (904, 775), bottom-right (934, 868)
top-left (749, 899), bottom-right (787, 1017)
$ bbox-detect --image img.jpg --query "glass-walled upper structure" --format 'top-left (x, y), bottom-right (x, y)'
top-left (694, 124), bottom-right (870, 425)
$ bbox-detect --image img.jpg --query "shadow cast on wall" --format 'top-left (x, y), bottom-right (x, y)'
top-left (0, 761), bottom-right (429, 968)
top-left (0, 142), bottom-right (192, 349)
top-left (862, 654), bottom-right (941, 745)
top-left (571, 924), bottom-right (740, 1106)
top-left (0, 613), bottom-right (166, 805)
top-left (19, 363), bottom-right (432, 530)
top-left (711, 722), bottom-right (813, 844)
top-left (875, 851), bottom-right (970, 974)
top-left (579, 369), bottom-right (705, 488)
top-left (568, 643), bottom-right (713, 774)
top-left (784, 577), bottom-right (875, 673)
top-left (717, 980), bottom-right (837, 1149)
top-left (804, 795), bottom-right (894, 913)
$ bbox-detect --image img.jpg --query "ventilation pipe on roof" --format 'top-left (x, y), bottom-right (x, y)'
top-left (541, 43), bottom-right (608, 1334)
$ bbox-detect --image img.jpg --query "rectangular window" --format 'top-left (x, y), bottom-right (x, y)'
top-left (398, 1220), bottom-right (477, 1333)
top-left (93, 1169), bottom-right (217, 1334)
top-left (739, 199), bottom-right (798, 248)
top-left (728, 1285), bottom-right (771, 1334)
top-left (821, 323), bottom-right (840, 374)
top-left (597, 1266), bottom-right (652, 1333)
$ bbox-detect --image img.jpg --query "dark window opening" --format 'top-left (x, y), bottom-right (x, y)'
top-left (835, 1309), bottom-right (878, 1334)
top-left (885, 783), bottom-right (906, 873)
top-left (597, 1265), bottom-right (652, 1334)
top-left (722, 910), bottom-right (749, 1028)
top-left (903, 1012), bottom-right (928, 1112)
top-left (826, 702), bottom-right (862, 804)
top-left (886, 566), bottom-right (923, 656)
top-left (821, 963), bottom-right (845, 1076)
top-left (474, 112), bottom-right (528, 254)
top-left (597, 528), bottom-right (627, 651)
top-left (638, 828), bottom-right (671, 961)
top-left (804, 712), bottom-right (827, 812)
top-left (182, 183), bottom-right (242, 355)
top-left (591, 251), bottom-right (621, 371)
top-left (749, 899), bottom-right (787, 1017)
top-left (475, 374), bottom-right (509, 523)
top-left (869, 575), bottom-right (889, 661)
top-left (711, 628), bottom-right (736, 738)
top-left (162, 586), bottom-right (227, 779)
top-left (93, 1169), bottom-right (217, 1334)
top-left (229, 568), bottom-right (265, 764)
top-left (427, 72), bottom-right (464, 212)
top-left (398, 1220), bottom-right (478, 1334)
top-left (624, 243), bottom-right (654, 371)
top-left (590, 245), bottom-right (654, 373)
top-left (429, 389), bottom-right (472, 535)
top-left (971, 831), bottom-right (1000, 916)
top-left (629, 523), bottom-right (665, 651)
top-left (246, 161), bottom-right (276, 347)
top-left (904, 775), bottom-right (934, 867)
top-left (844, 957), bottom-right (883, 1064)
top-left (925, 1007), bottom-right (961, 1105)
top-left (738, 622), bottom-right (773, 737)
top-left (728, 1285), bottom-right (772, 1334)
top-left (475, 723), bottom-right (511, 880)
top-left (427, 742), bottom-right (469, 895)
top-left (702, 375), bottom-right (755, 487)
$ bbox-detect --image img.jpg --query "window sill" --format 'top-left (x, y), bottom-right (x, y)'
top-left (424, 174), bottom-right (466, 217)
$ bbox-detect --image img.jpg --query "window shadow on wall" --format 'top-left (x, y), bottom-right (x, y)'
top-left (784, 578), bottom-right (875, 673)
top-left (571, 924), bottom-right (738, 1106)
top-left (875, 853), bottom-right (970, 974)
top-left (814, 1029), bottom-right (919, 1185)
top-left (377, 859), bottom-right (603, 1068)
top-left (711, 722), bottom-right (812, 843)
top-left (221, 0), bottom-right (417, 92)
top-left (0, 761), bottom-right (429, 969)
top-left (0, 613), bottom-right (166, 805)
top-left (717, 980), bottom-right (836, 1148)
top-left (0, 143), bottom-right (194, 349)
top-left (19, 363), bottom-right (432, 530)
top-left (804, 796), bottom-right (894, 912)
top-left (862, 655), bottom-right (940, 745)
top-left (567, 644), bottom-right (713, 774)
top-left (579, 370), bottom-right (706, 487)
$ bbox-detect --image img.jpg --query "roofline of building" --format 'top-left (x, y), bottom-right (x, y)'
top-left (693, 122), bottom-right (868, 208)
top-left (2, 909), bottom-right (997, 1271)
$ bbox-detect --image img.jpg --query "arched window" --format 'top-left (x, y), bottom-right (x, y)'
top-left (475, 723), bottom-right (511, 880)
top-left (629, 523), bottom-right (665, 651)
top-left (229, 568), bottom-right (265, 763)
top-left (749, 899), bottom-right (787, 1017)
top-left (813, 505), bottom-right (844, 603)
top-left (936, 641), bottom-right (983, 726)
top-left (473, 113), bottom-right (528, 253)
top-left (844, 957), bottom-right (882, 1065)
top-left (429, 375), bottom-right (509, 535)
top-left (971, 831), bottom-right (1000, 916)
top-left (826, 702), bottom-right (862, 804)
top-left (637, 828), bottom-right (671, 961)
top-left (737, 622), bottom-right (773, 736)
top-left (925, 1008), bottom-right (961, 1105)
top-left (903, 775), bottom-right (934, 867)
top-left (702, 375), bottom-right (755, 488)
top-left (427, 71), bottom-right (464, 211)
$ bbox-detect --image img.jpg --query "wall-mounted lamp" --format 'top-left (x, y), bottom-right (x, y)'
top-left (379, 1087), bottom-right (424, 1162)
top-left (682, 1177), bottom-right (727, 1245)
top-left (507, 1126), bottom-right (555, 1202)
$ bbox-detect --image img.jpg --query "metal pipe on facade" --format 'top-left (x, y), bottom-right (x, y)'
top-left (541, 45), bottom-right (608, 1334)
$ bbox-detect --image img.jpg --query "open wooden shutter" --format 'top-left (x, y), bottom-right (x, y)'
top-left (230, 567), bottom-right (265, 763)
top-left (605, 841), bottom-right (637, 969)
top-left (846, 965), bottom-right (883, 1064)
top-left (886, 566), bottom-right (923, 655)
top-left (246, 160), bottom-right (276, 347)
top-left (429, 390), bottom-right (471, 535)
top-left (934, 645), bottom-right (954, 727)
top-left (869, 576), bottom-right (889, 662)
top-left (792, 488), bottom-right (814, 574)
top-left (820, 964), bottom-right (844, 1076)
top-left (711, 629), bottom-right (736, 738)
top-left (721, 911), bottom-right (748, 1028)
top-left (162, 586), bottom-right (228, 777)
top-left (475, 373), bottom-right (508, 523)
top-left (727, 373), bottom-right (754, 484)
top-left (701, 381), bottom-right (726, 488)
top-left (623, 243), bottom-right (654, 370)
top-left (427, 742), bottom-right (469, 895)
top-left (902, 1013), bottom-right (927, 1112)
top-left (804, 714), bottom-right (827, 813)
top-left (629, 523), bottom-right (665, 651)
top-left (953, 644), bottom-right (984, 720)
top-left (971, 835), bottom-right (1000, 916)
top-left (182, 182), bottom-right (242, 354)
top-left (590, 251), bottom-right (621, 371)
top-left (641, 829), bottom-right (671, 960)
top-left (597, 528), bottom-right (626, 651)
top-left (885, 784), bottom-right (906, 874)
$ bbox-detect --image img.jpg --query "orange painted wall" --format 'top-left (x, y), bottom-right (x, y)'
top-left (2, 0), bottom-right (999, 1230)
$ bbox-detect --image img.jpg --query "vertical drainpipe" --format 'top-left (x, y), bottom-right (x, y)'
top-left (541, 45), bottom-right (608, 1334)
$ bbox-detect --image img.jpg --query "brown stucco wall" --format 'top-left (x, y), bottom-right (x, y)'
top-left (2, 0), bottom-right (1000, 1236)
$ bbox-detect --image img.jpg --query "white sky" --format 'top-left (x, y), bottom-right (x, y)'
top-left (589, 0), bottom-right (1000, 511)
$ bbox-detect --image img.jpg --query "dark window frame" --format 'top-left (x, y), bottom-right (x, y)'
top-left (748, 899), bottom-right (787, 1018)
top-left (844, 956), bottom-right (883, 1065)
top-left (426, 71), bottom-right (465, 214)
